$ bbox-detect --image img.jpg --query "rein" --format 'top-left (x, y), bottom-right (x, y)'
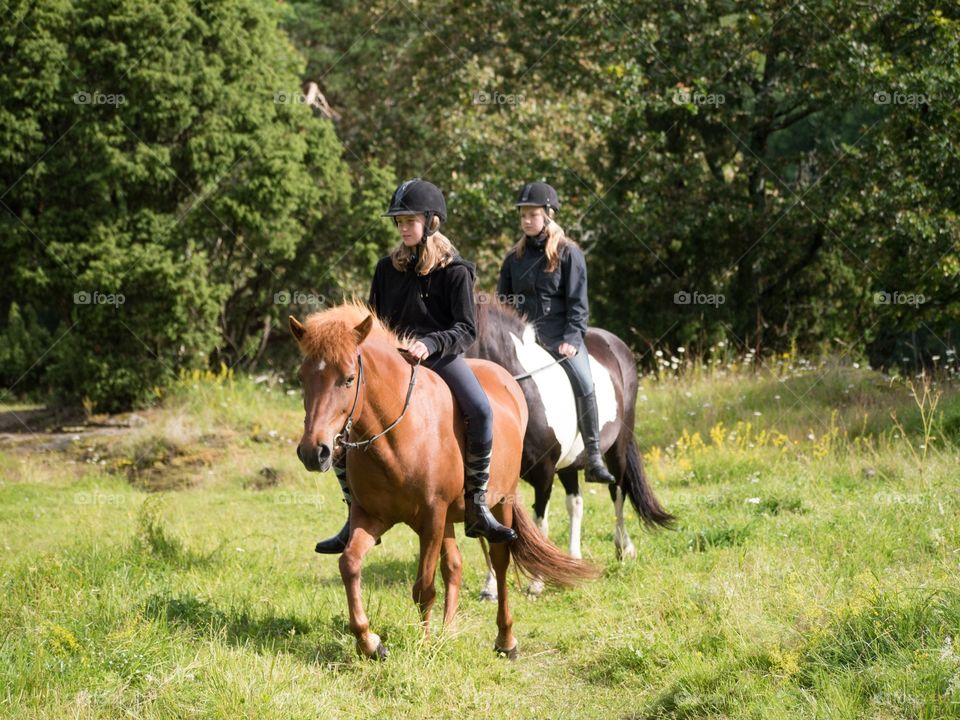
top-left (512, 353), bottom-right (569, 381)
top-left (335, 349), bottom-right (421, 451)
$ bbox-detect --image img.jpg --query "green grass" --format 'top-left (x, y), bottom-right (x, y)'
top-left (2, 364), bottom-right (959, 718)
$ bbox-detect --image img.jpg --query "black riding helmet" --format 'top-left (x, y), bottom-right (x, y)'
top-left (515, 181), bottom-right (560, 212)
top-left (384, 178), bottom-right (447, 242)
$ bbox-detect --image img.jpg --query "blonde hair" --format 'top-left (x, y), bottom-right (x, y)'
top-left (510, 208), bottom-right (576, 272)
top-left (390, 215), bottom-right (459, 274)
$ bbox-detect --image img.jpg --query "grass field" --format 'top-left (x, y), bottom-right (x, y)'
top-left (2, 358), bottom-right (959, 719)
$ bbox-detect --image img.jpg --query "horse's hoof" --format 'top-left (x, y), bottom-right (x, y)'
top-left (479, 589), bottom-right (498, 602)
top-left (494, 642), bottom-right (518, 661)
top-left (357, 633), bottom-right (388, 660)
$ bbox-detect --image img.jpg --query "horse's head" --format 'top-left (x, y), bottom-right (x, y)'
top-left (289, 312), bottom-right (374, 472)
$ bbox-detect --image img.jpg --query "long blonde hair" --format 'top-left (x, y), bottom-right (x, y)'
top-left (390, 215), bottom-right (459, 275)
top-left (510, 209), bottom-right (576, 272)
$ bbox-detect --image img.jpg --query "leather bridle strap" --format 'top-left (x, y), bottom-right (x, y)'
top-left (335, 350), bottom-right (421, 450)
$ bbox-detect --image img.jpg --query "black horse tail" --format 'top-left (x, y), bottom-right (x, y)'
top-left (623, 435), bottom-right (675, 529)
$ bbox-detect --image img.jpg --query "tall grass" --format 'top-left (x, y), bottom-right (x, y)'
top-left (1, 359), bottom-right (958, 718)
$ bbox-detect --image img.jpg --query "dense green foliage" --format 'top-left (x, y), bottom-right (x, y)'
top-left (1, 0), bottom-right (391, 409)
top-left (2, 0), bottom-right (959, 408)
top-left (288, 0), bottom-right (960, 360)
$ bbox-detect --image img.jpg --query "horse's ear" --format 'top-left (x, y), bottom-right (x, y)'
top-left (289, 315), bottom-right (306, 342)
top-left (354, 315), bottom-right (374, 345)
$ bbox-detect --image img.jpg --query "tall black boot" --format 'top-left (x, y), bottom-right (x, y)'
top-left (314, 457), bottom-right (379, 554)
top-left (575, 391), bottom-right (616, 484)
top-left (463, 440), bottom-right (517, 543)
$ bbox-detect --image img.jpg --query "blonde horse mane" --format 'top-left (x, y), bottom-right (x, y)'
top-left (294, 299), bottom-right (414, 365)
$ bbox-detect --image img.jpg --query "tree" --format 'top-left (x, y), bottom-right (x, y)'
top-left (0, 0), bottom-right (355, 409)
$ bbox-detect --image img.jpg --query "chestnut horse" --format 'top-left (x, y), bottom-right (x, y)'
top-left (290, 302), bottom-right (596, 659)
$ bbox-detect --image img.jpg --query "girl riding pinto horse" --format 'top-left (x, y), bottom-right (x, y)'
top-left (498, 181), bottom-right (616, 485)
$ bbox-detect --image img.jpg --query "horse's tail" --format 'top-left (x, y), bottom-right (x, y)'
top-left (623, 435), bottom-right (675, 529)
top-left (509, 504), bottom-right (599, 587)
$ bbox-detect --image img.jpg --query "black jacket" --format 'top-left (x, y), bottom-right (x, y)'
top-left (497, 233), bottom-right (589, 351)
top-left (368, 253), bottom-right (478, 358)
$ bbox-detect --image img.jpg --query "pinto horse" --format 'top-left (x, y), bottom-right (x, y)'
top-left (290, 303), bottom-right (596, 659)
top-left (466, 302), bottom-right (674, 595)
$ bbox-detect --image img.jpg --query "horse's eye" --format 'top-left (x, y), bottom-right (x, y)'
top-left (343, 375), bottom-right (356, 387)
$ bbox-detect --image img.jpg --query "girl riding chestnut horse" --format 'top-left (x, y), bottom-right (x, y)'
top-left (314, 179), bottom-right (515, 553)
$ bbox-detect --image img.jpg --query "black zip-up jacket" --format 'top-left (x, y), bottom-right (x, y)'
top-left (368, 253), bottom-right (478, 358)
top-left (496, 232), bottom-right (589, 351)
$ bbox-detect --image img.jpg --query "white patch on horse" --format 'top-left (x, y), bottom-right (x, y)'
top-left (317, 359), bottom-right (326, 372)
top-left (508, 326), bottom-right (618, 469)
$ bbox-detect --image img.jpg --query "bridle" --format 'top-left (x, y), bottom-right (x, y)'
top-left (334, 349), bottom-right (421, 451)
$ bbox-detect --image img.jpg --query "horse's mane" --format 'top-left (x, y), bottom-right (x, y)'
top-left (297, 299), bottom-right (414, 365)
top-left (473, 300), bottom-right (536, 368)
top-left (476, 299), bottom-right (530, 341)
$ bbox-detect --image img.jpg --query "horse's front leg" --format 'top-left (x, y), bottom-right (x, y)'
top-left (440, 522), bottom-right (462, 627)
top-left (412, 513), bottom-right (445, 636)
top-left (489, 537), bottom-right (517, 659)
top-left (339, 504), bottom-right (389, 659)
top-left (612, 485), bottom-right (637, 560)
top-left (558, 467), bottom-right (583, 560)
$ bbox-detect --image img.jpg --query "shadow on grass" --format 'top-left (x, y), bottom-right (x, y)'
top-left (143, 593), bottom-right (350, 664)
top-left (314, 556), bottom-right (419, 588)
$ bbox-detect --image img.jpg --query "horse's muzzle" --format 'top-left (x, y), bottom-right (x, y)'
top-left (297, 442), bottom-right (333, 473)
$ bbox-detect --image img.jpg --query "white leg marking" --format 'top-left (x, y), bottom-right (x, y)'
top-left (614, 487), bottom-right (636, 561)
top-left (535, 501), bottom-right (550, 539)
top-left (480, 568), bottom-right (498, 601)
top-left (565, 493), bottom-right (583, 559)
top-left (478, 539), bottom-right (498, 601)
top-left (526, 577), bottom-right (545, 597)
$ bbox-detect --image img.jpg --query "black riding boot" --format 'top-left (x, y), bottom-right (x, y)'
top-left (315, 457), bottom-right (379, 554)
top-left (463, 440), bottom-right (517, 543)
top-left (314, 517), bottom-right (350, 554)
top-left (575, 391), bottom-right (616, 484)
